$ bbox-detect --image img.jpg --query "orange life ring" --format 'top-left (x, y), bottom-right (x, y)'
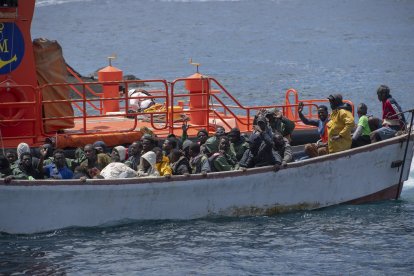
top-left (0, 86), bottom-right (28, 126)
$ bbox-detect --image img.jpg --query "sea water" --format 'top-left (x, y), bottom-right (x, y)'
top-left (1, 0), bottom-right (414, 274)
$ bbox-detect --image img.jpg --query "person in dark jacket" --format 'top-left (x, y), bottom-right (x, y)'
top-left (170, 149), bottom-right (191, 175)
top-left (5, 152), bottom-right (43, 183)
top-left (189, 142), bottom-right (211, 174)
top-left (273, 133), bottom-right (293, 167)
top-left (209, 136), bottom-right (238, 172)
top-left (239, 132), bottom-right (281, 168)
top-left (228, 128), bottom-right (249, 162)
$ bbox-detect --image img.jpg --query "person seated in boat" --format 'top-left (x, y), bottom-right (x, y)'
top-left (197, 129), bottom-right (209, 146)
top-left (162, 137), bottom-right (177, 158)
top-left (239, 132), bottom-right (282, 168)
top-left (78, 144), bottom-right (111, 179)
top-left (209, 136), bottom-right (238, 172)
top-left (203, 126), bottom-right (226, 156)
top-left (5, 149), bottom-right (18, 170)
top-left (170, 149), bottom-right (192, 175)
top-left (297, 102), bottom-right (330, 155)
top-left (125, 141), bottom-right (143, 170)
top-left (93, 141), bottom-right (110, 156)
top-left (370, 85), bottom-right (406, 142)
top-left (140, 134), bottom-right (156, 154)
top-left (273, 133), bottom-right (293, 167)
top-left (110, 146), bottom-right (127, 163)
top-left (228, 128), bottom-right (249, 162)
top-left (126, 89), bottom-right (156, 113)
top-left (137, 151), bottom-right (160, 177)
top-left (153, 147), bottom-right (172, 177)
top-left (326, 94), bottom-right (355, 154)
top-left (4, 153), bottom-right (43, 183)
top-left (40, 143), bottom-right (55, 165)
top-left (17, 142), bottom-right (40, 169)
top-left (188, 142), bottom-right (211, 174)
top-left (264, 109), bottom-right (296, 141)
top-left (41, 149), bottom-right (74, 180)
top-left (0, 156), bottom-right (12, 178)
top-left (351, 103), bottom-right (372, 148)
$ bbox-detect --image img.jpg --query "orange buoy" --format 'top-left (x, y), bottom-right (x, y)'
top-left (185, 72), bottom-right (209, 126)
top-left (98, 61), bottom-right (123, 114)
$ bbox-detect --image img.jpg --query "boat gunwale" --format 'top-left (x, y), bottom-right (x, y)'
top-left (1, 132), bottom-right (412, 187)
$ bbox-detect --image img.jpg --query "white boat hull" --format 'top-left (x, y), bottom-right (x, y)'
top-left (1, 134), bottom-right (413, 234)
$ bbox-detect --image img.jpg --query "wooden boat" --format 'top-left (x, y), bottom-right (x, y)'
top-left (0, 1), bottom-right (413, 235)
top-left (0, 133), bottom-right (413, 234)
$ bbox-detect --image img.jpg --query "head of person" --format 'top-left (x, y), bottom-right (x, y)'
top-left (140, 151), bottom-right (156, 171)
top-left (53, 149), bottom-right (66, 169)
top-left (188, 142), bottom-right (201, 158)
top-left (0, 156), bottom-right (10, 175)
top-left (264, 110), bottom-right (275, 123)
top-left (141, 134), bottom-right (155, 153)
top-left (41, 143), bottom-right (54, 158)
top-left (273, 133), bottom-right (285, 149)
top-left (20, 152), bottom-right (33, 169)
top-left (327, 94), bottom-right (343, 110)
top-left (215, 126), bottom-right (226, 138)
top-left (83, 144), bottom-right (97, 160)
top-left (163, 138), bottom-right (177, 153)
top-left (197, 129), bottom-right (209, 145)
top-left (317, 105), bottom-right (329, 121)
top-left (357, 103), bottom-right (368, 118)
top-left (5, 150), bottom-right (17, 164)
top-left (129, 141), bottom-right (143, 157)
top-left (152, 147), bottom-right (164, 163)
top-left (228, 128), bottom-right (241, 143)
top-left (219, 136), bottom-right (230, 152)
top-left (93, 141), bottom-right (107, 154)
top-left (17, 142), bottom-right (30, 160)
top-left (182, 139), bottom-right (192, 159)
top-left (111, 146), bottom-right (126, 162)
top-left (377, 85), bottom-right (390, 102)
top-left (304, 143), bottom-right (318, 158)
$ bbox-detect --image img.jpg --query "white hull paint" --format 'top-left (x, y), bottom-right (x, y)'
top-left (1, 134), bottom-right (413, 234)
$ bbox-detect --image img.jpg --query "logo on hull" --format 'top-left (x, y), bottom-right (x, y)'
top-left (0, 22), bottom-right (24, 74)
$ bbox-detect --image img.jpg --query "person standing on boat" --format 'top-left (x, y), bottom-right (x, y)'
top-left (298, 102), bottom-right (330, 155)
top-left (228, 128), bottom-right (249, 162)
top-left (189, 142), bottom-right (211, 174)
top-left (326, 94), bottom-right (355, 153)
top-left (79, 144), bottom-right (111, 178)
top-left (41, 149), bottom-right (74, 179)
top-left (125, 141), bottom-right (143, 170)
top-left (370, 85), bottom-right (406, 142)
top-left (351, 103), bottom-right (372, 148)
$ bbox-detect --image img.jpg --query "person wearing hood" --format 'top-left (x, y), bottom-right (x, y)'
top-left (111, 146), bottom-right (127, 163)
top-left (17, 142), bottom-right (40, 169)
top-left (170, 149), bottom-right (191, 175)
top-left (239, 132), bottom-right (281, 168)
top-left (265, 109), bottom-right (296, 141)
top-left (370, 85), bottom-right (406, 142)
top-left (203, 126), bottom-right (226, 155)
top-left (326, 94), bottom-right (355, 153)
top-left (137, 151), bottom-right (160, 177)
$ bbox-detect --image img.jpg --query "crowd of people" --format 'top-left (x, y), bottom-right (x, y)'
top-left (0, 85), bottom-right (407, 182)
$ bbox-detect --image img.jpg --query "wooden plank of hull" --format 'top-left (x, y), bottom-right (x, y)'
top-left (0, 134), bottom-right (413, 234)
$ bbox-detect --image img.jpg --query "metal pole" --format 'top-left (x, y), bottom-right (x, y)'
top-left (395, 109), bottom-right (414, 200)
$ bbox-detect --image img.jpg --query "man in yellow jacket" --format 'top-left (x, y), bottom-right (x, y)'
top-left (326, 94), bottom-right (355, 153)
